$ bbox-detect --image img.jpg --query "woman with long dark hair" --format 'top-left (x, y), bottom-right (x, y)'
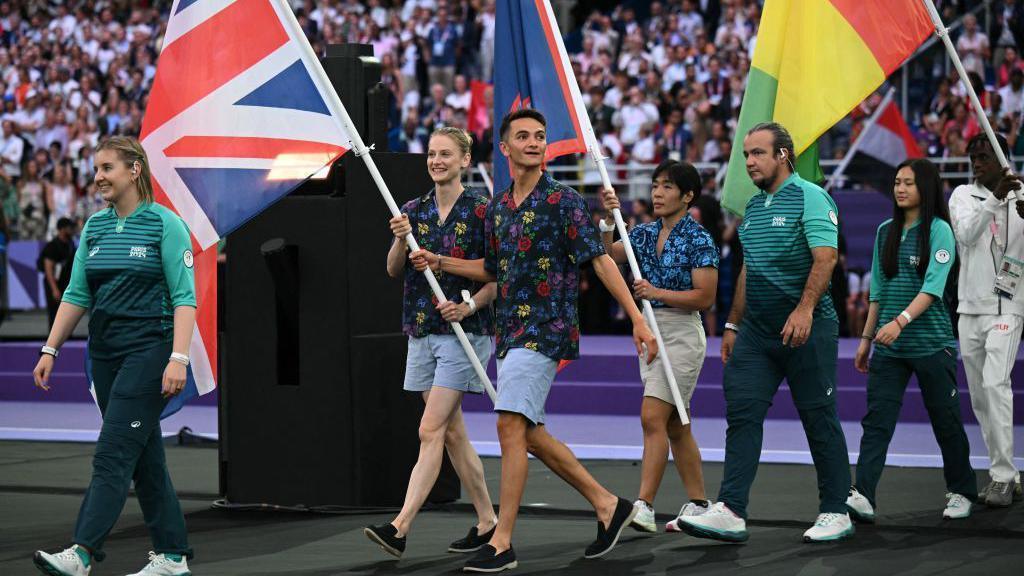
top-left (600, 160), bottom-right (718, 533)
top-left (847, 158), bottom-right (977, 523)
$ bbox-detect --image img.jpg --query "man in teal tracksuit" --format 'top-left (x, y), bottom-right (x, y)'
top-left (678, 122), bottom-right (854, 543)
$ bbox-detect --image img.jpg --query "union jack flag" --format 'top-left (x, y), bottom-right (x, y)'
top-left (137, 0), bottom-right (353, 416)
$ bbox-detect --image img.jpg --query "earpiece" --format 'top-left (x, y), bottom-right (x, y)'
top-left (779, 150), bottom-right (787, 161)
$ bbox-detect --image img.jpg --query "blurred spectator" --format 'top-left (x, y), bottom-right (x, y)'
top-left (426, 6), bottom-right (458, 92)
top-left (956, 13), bottom-right (990, 78)
top-left (40, 215), bottom-right (75, 328)
top-left (47, 161), bottom-right (75, 238)
top-left (0, 119), bottom-right (22, 179)
top-left (444, 74), bottom-right (471, 112)
top-left (16, 158), bottom-right (46, 240)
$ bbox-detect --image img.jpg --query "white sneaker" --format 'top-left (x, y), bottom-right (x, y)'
top-left (666, 500), bottom-right (711, 532)
top-left (125, 552), bottom-right (191, 576)
top-left (33, 545), bottom-right (91, 576)
top-left (845, 487), bottom-right (875, 523)
top-left (942, 493), bottom-right (971, 519)
top-left (675, 501), bottom-right (748, 542)
top-left (629, 499), bottom-right (657, 532)
top-left (803, 512), bottom-right (854, 542)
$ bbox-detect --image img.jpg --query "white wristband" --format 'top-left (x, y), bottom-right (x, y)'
top-left (724, 322), bottom-right (740, 333)
top-left (461, 290), bottom-right (477, 313)
top-left (598, 219), bottom-right (616, 233)
top-left (900, 310), bottom-right (912, 325)
top-left (40, 345), bottom-right (59, 358)
top-left (169, 353), bottom-right (190, 366)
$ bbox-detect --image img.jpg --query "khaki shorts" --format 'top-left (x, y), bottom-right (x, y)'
top-left (638, 307), bottom-right (707, 410)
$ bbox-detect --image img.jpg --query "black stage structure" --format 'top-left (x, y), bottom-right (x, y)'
top-left (219, 43), bottom-right (459, 508)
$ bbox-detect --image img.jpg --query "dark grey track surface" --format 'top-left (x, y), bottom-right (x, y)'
top-left (2, 441), bottom-right (1022, 575)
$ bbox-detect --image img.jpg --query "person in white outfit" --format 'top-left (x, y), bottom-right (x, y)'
top-left (948, 133), bottom-right (1023, 507)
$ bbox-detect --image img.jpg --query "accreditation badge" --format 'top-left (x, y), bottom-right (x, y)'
top-left (994, 255), bottom-right (1024, 299)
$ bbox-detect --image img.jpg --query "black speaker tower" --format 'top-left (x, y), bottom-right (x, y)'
top-left (218, 44), bottom-right (460, 507)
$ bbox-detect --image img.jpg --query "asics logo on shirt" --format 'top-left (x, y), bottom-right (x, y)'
top-left (88, 247), bottom-right (100, 257)
top-left (826, 387), bottom-right (833, 396)
top-left (131, 421), bottom-right (141, 428)
top-left (771, 216), bottom-right (787, 227)
top-left (129, 246), bottom-right (148, 258)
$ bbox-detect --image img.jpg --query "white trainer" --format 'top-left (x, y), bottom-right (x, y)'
top-left (666, 501), bottom-right (710, 532)
top-left (125, 552), bottom-right (191, 576)
top-left (942, 493), bottom-right (971, 519)
top-left (629, 499), bottom-right (657, 532)
top-left (33, 545), bottom-right (91, 576)
top-left (676, 501), bottom-right (748, 542)
top-left (845, 487), bottom-right (875, 523)
top-left (803, 512), bottom-right (854, 542)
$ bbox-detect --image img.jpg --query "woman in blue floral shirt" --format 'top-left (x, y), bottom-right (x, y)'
top-left (364, 127), bottom-right (498, 558)
top-left (601, 160), bottom-right (719, 534)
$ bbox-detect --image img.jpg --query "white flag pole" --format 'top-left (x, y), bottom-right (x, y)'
top-left (478, 163), bottom-right (494, 196)
top-left (826, 87), bottom-right (896, 193)
top-left (922, 0), bottom-right (1022, 201)
top-left (539, 0), bottom-right (689, 425)
top-left (275, 0), bottom-right (497, 402)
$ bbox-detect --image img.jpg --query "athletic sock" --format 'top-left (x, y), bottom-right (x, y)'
top-left (690, 499), bottom-right (710, 507)
top-left (165, 554), bottom-right (183, 562)
top-left (74, 546), bottom-right (91, 567)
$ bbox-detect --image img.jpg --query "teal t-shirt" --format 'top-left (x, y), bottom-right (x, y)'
top-left (739, 173), bottom-right (839, 335)
top-left (63, 202), bottom-right (196, 359)
top-left (869, 217), bottom-right (957, 357)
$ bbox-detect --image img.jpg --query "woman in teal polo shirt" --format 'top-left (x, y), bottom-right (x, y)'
top-left (847, 158), bottom-right (977, 523)
top-left (31, 136), bottom-right (196, 576)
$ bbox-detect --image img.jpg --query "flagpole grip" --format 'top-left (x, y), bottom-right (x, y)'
top-left (273, 0), bottom-right (497, 403)
top-left (922, 0), bottom-right (1021, 201)
top-left (592, 150), bottom-right (690, 425)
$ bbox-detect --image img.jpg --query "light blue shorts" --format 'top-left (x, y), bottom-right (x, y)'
top-left (495, 347), bottom-right (559, 426)
top-left (404, 334), bottom-right (492, 394)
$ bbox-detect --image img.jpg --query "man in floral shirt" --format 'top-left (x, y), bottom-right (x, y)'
top-left (411, 110), bottom-right (657, 572)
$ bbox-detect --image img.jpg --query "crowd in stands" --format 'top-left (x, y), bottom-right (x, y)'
top-left (0, 0), bottom-right (1010, 336)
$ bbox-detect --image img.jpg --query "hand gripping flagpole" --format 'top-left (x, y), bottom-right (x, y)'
top-left (923, 0), bottom-right (1022, 200)
top-left (534, 0), bottom-right (689, 425)
top-left (276, 1), bottom-right (497, 402)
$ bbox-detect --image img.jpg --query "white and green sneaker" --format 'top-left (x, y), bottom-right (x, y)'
top-left (33, 545), bottom-right (91, 576)
top-left (126, 552), bottom-right (191, 576)
top-left (845, 487), bottom-right (875, 523)
top-left (803, 512), bottom-right (854, 542)
top-left (676, 501), bottom-right (749, 542)
top-left (942, 493), bottom-right (971, 519)
top-left (629, 499), bottom-right (657, 533)
top-left (666, 500), bottom-right (710, 532)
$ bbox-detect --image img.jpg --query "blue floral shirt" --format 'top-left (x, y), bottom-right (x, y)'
top-left (627, 215), bottom-right (719, 308)
top-left (484, 172), bottom-right (604, 361)
top-left (401, 187), bottom-right (493, 337)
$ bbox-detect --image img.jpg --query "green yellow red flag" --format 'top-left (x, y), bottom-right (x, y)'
top-left (722, 0), bottom-right (933, 215)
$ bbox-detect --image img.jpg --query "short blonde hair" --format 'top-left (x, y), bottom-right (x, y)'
top-left (96, 136), bottom-right (154, 204)
top-left (430, 126), bottom-right (473, 157)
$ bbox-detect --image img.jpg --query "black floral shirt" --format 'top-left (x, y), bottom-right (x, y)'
top-left (484, 173), bottom-right (604, 361)
top-left (401, 187), bottom-right (493, 337)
